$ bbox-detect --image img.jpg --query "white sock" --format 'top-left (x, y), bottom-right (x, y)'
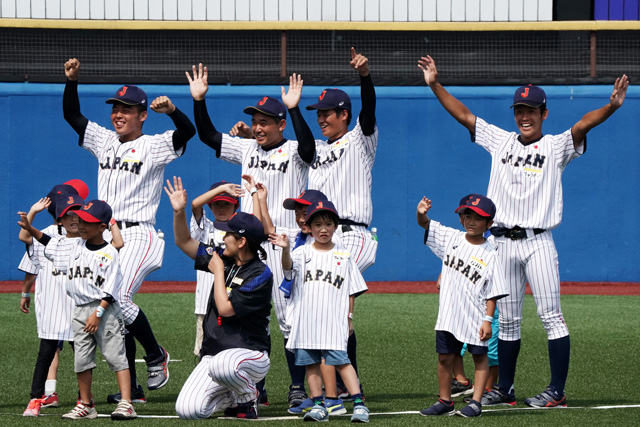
top-left (45, 380), bottom-right (57, 396)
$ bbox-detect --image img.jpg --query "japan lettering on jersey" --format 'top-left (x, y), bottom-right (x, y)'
top-left (426, 220), bottom-right (508, 346)
top-left (219, 135), bottom-right (309, 229)
top-left (474, 118), bottom-right (583, 230)
top-left (44, 236), bottom-right (123, 306)
top-left (82, 121), bottom-right (181, 224)
top-left (308, 120), bottom-right (378, 225)
top-left (285, 244), bottom-right (367, 352)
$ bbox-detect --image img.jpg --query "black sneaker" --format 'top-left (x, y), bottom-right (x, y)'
top-left (451, 378), bottom-right (474, 398)
top-left (481, 385), bottom-right (516, 406)
top-left (236, 401), bottom-right (258, 420)
top-left (107, 385), bottom-right (146, 404)
top-left (288, 385), bottom-right (308, 408)
top-left (258, 389), bottom-right (269, 407)
top-left (456, 399), bottom-right (482, 417)
top-left (420, 399), bottom-right (455, 416)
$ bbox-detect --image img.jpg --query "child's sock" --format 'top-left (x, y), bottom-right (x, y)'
top-left (45, 380), bottom-right (57, 396)
top-left (351, 393), bottom-right (365, 407)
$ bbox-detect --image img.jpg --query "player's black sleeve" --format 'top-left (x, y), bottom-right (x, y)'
top-left (36, 233), bottom-right (52, 246)
top-left (288, 107), bottom-right (316, 163)
top-left (359, 74), bottom-right (376, 137)
top-left (168, 107), bottom-right (195, 153)
top-left (62, 80), bottom-right (89, 140)
top-left (289, 106), bottom-right (316, 159)
top-left (194, 99), bottom-right (223, 157)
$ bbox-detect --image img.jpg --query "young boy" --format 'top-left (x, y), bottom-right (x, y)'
top-left (270, 200), bottom-right (369, 423)
top-left (18, 200), bottom-right (136, 420)
top-left (417, 194), bottom-right (508, 418)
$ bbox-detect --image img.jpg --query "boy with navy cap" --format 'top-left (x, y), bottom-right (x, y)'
top-left (420, 54), bottom-right (628, 408)
top-left (417, 194), bottom-right (508, 418)
top-left (63, 58), bottom-right (196, 402)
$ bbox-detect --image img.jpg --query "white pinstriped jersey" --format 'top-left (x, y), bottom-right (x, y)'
top-left (18, 225), bottom-right (75, 341)
top-left (285, 243), bottom-right (367, 351)
top-left (308, 120), bottom-right (378, 225)
top-left (474, 118), bottom-right (583, 230)
top-left (44, 237), bottom-right (123, 306)
top-left (190, 211), bottom-right (227, 315)
top-left (219, 135), bottom-right (309, 228)
top-left (426, 221), bottom-right (508, 346)
top-left (82, 121), bottom-right (182, 224)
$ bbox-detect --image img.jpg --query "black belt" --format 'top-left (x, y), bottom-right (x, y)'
top-left (115, 221), bottom-right (139, 228)
top-left (340, 219), bottom-right (369, 229)
top-left (490, 226), bottom-right (545, 240)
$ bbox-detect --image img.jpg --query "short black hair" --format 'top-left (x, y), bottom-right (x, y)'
top-left (307, 210), bottom-right (340, 227)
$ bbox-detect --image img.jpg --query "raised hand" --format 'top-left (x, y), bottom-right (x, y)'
top-left (281, 73), bottom-right (303, 109)
top-left (255, 182), bottom-right (268, 202)
top-left (64, 58), bottom-right (80, 81)
top-left (418, 55), bottom-right (438, 87)
top-left (30, 197), bottom-right (51, 214)
top-left (230, 121), bottom-right (254, 138)
top-left (268, 232), bottom-right (289, 248)
top-left (164, 176), bottom-right (188, 212)
top-left (242, 174), bottom-right (257, 193)
top-left (220, 182), bottom-right (245, 198)
top-left (350, 47), bottom-right (369, 76)
top-left (186, 63), bottom-right (209, 101)
top-left (610, 74), bottom-right (629, 109)
top-left (150, 96), bottom-right (176, 114)
top-left (417, 196), bottom-right (432, 215)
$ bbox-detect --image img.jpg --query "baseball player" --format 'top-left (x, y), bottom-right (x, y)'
top-left (18, 200), bottom-right (136, 420)
top-left (270, 200), bottom-right (369, 423)
top-left (165, 177), bottom-right (272, 420)
top-left (417, 194), bottom-right (508, 418)
top-left (420, 55), bottom-right (628, 408)
top-left (287, 47), bottom-right (378, 396)
top-left (187, 65), bottom-right (314, 405)
top-left (63, 58), bottom-right (196, 400)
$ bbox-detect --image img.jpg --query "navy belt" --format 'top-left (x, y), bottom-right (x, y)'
top-left (115, 221), bottom-right (140, 228)
top-left (490, 226), bottom-right (545, 240)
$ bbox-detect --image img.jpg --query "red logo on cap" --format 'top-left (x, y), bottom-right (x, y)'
top-left (471, 198), bottom-right (480, 206)
top-left (118, 86), bottom-right (128, 97)
top-left (67, 196), bottom-right (74, 205)
top-left (83, 203), bottom-right (93, 210)
top-left (319, 90), bottom-right (326, 101)
top-left (259, 96), bottom-right (268, 106)
top-left (520, 87), bottom-right (529, 98)
top-left (316, 201), bottom-right (324, 208)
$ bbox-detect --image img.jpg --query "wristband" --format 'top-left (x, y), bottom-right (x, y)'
top-left (21, 292), bottom-right (30, 298)
top-left (348, 312), bottom-right (354, 320)
top-left (249, 187), bottom-right (258, 196)
top-left (95, 306), bottom-right (105, 318)
top-left (109, 218), bottom-right (116, 226)
top-left (483, 315), bottom-right (494, 323)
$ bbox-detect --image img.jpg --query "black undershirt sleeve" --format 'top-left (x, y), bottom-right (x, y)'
top-left (36, 233), bottom-right (52, 246)
top-left (168, 107), bottom-right (195, 154)
top-left (358, 74), bottom-right (377, 137)
top-left (62, 80), bottom-right (89, 140)
top-left (194, 99), bottom-right (223, 157)
top-left (288, 107), bottom-right (316, 164)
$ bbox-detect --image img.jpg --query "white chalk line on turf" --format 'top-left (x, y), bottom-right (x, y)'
top-left (101, 359), bottom-right (183, 363)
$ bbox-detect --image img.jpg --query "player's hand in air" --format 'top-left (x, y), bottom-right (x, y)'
top-left (281, 73), bottom-right (303, 109)
top-left (418, 55), bottom-right (439, 87)
top-left (151, 96), bottom-right (176, 114)
top-left (268, 232), bottom-right (290, 249)
top-left (350, 47), bottom-right (369, 77)
top-left (230, 121), bottom-right (254, 138)
top-left (610, 74), bottom-right (629, 109)
top-left (164, 176), bottom-right (188, 212)
top-left (17, 211), bottom-right (34, 232)
top-left (417, 197), bottom-right (432, 215)
top-left (30, 197), bottom-right (51, 214)
top-left (255, 182), bottom-right (268, 202)
top-left (479, 320), bottom-right (493, 341)
top-left (64, 58), bottom-right (80, 81)
top-left (208, 251), bottom-right (225, 276)
top-left (242, 174), bottom-right (258, 195)
top-left (186, 63), bottom-right (209, 101)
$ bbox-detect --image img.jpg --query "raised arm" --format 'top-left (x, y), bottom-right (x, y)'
top-left (62, 58), bottom-right (89, 137)
top-left (281, 73), bottom-right (316, 163)
top-left (269, 232), bottom-right (292, 270)
top-left (351, 47), bottom-right (377, 136)
top-left (18, 198), bottom-right (50, 245)
top-left (255, 183), bottom-right (275, 234)
top-left (109, 220), bottom-right (124, 250)
top-left (187, 64), bottom-right (224, 154)
top-left (242, 174), bottom-right (262, 220)
top-left (190, 182), bottom-right (244, 224)
top-left (571, 74), bottom-right (628, 149)
top-left (418, 55), bottom-right (476, 134)
top-left (151, 96), bottom-right (196, 153)
top-left (416, 197), bottom-right (432, 230)
top-left (164, 176), bottom-right (200, 259)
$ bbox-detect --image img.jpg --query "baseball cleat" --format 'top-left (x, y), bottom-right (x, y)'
top-left (420, 399), bottom-right (455, 416)
top-left (524, 387), bottom-right (567, 408)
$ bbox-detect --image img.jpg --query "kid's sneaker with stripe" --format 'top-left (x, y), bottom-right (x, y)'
top-left (303, 405), bottom-right (329, 422)
top-left (41, 392), bottom-right (59, 408)
top-left (325, 398), bottom-right (347, 415)
top-left (480, 385), bottom-right (516, 406)
top-left (288, 397), bottom-right (314, 414)
top-left (62, 401), bottom-right (98, 419)
top-left (456, 399), bottom-right (482, 417)
top-left (145, 346), bottom-right (170, 390)
top-left (524, 387), bottom-right (567, 408)
top-left (111, 400), bottom-right (137, 420)
top-left (451, 378), bottom-right (474, 398)
top-left (420, 399), bottom-right (455, 416)
top-left (23, 398), bottom-right (43, 417)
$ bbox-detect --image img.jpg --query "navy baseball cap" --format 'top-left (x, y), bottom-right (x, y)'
top-left (106, 85), bottom-right (148, 110)
top-left (305, 200), bottom-right (339, 223)
top-left (283, 190), bottom-right (329, 210)
top-left (511, 84), bottom-right (546, 108)
top-left (214, 212), bottom-right (267, 243)
top-left (306, 89), bottom-right (352, 112)
top-left (208, 181), bottom-right (239, 205)
top-left (243, 96), bottom-right (287, 120)
top-left (455, 194), bottom-right (496, 220)
top-left (73, 199), bottom-right (112, 224)
top-left (46, 184), bottom-right (79, 217)
top-left (55, 194), bottom-right (84, 219)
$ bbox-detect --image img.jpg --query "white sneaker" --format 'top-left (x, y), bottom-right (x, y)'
top-left (111, 399), bottom-right (137, 420)
top-left (62, 402), bottom-right (98, 419)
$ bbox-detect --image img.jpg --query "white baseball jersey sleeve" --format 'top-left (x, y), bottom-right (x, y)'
top-left (426, 220), bottom-right (508, 346)
top-left (82, 121), bottom-right (182, 224)
top-left (190, 211), bottom-right (227, 315)
top-left (44, 237), bottom-right (123, 306)
top-left (308, 120), bottom-right (378, 225)
top-left (219, 135), bottom-right (309, 229)
top-left (474, 118), bottom-right (583, 230)
top-left (285, 244), bottom-right (368, 351)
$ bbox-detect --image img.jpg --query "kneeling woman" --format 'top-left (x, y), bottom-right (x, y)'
top-left (166, 177), bottom-right (272, 420)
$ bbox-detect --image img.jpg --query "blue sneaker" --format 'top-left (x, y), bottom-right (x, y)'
top-left (524, 387), bottom-right (567, 408)
top-left (288, 397), bottom-right (314, 415)
top-left (350, 405), bottom-right (370, 423)
top-left (456, 399), bottom-right (482, 418)
top-left (420, 399), bottom-right (455, 416)
top-left (481, 385), bottom-right (516, 407)
top-left (325, 398), bottom-right (347, 415)
top-left (303, 405), bottom-right (329, 422)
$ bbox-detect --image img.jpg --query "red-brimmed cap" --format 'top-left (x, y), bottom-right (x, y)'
top-left (454, 194), bottom-right (496, 219)
top-left (305, 200), bottom-right (339, 223)
top-left (283, 189), bottom-right (328, 210)
top-left (73, 199), bottom-right (112, 224)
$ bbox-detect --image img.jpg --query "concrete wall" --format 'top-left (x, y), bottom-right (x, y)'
top-left (2, 82), bottom-right (638, 282)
